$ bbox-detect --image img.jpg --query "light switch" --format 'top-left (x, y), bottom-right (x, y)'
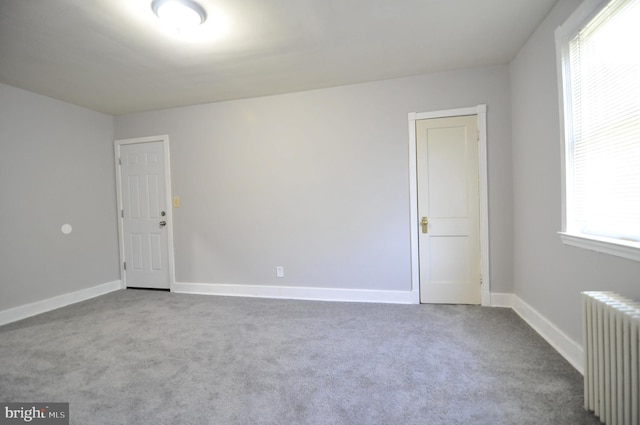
top-left (173, 196), bottom-right (180, 208)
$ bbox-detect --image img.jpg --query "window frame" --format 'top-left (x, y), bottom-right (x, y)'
top-left (555, 0), bottom-right (640, 262)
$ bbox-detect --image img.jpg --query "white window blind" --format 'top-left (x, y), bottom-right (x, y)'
top-left (566, 0), bottom-right (640, 243)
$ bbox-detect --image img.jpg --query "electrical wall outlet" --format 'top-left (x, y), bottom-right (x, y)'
top-left (276, 266), bottom-right (284, 278)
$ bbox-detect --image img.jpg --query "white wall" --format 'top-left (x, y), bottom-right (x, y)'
top-left (510, 0), bottom-right (640, 344)
top-left (0, 83), bottom-right (120, 311)
top-left (115, 65), bottom-right (514, 296)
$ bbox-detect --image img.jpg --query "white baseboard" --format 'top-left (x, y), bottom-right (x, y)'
top-left (511, 295), bottom-right (583, 374)
top-left (173, 282), bottom-right (420, 304)
top-left (0, 280), bottom-right (122, 327)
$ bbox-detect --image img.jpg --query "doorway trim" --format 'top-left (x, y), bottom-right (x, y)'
top-left (114, 135), bottom-right (176, 290)
top-left (408, 105), bottom-right (490, 305)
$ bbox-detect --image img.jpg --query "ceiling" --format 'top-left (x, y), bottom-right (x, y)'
top-left (0, 0), bottom-right (557, 115)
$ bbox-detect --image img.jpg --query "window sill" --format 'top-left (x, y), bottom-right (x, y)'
top-left (559, 232), bottom-right (640, 262)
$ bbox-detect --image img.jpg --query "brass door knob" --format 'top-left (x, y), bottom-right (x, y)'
top-left (421, 217), bottom-right (428, 234)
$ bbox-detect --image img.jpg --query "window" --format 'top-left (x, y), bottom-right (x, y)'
top-left (556, 0), bottom-right (640, 261)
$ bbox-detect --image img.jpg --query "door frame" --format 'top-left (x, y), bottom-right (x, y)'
top-left (408, 105), bottom-right (490, 306)
top-left (114, 135), bottom-right (176, 290)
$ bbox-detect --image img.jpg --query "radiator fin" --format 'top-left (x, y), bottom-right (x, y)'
top-left (582, 291), bottom-right (640, 425)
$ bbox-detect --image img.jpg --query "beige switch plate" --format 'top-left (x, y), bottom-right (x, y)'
top-left (173, 196), bottom-right (180, 208)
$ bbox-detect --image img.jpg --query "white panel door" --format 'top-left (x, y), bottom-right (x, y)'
top-left (118, 141), bottom-right (170, 289)
top-left (416, 115), bottom-right (481, 304)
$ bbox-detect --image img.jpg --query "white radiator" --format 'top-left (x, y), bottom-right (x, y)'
top-left (582, 291), bottom-right (640, 425)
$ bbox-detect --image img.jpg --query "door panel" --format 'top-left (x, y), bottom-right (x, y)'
top-left (417, 115), bottom-right (481, 304)
top-left (119, 141), bottom-right (170, 289)
top-left (427, 128), bottom-right (468, 217)
top-left (429, 237), bottom-right (469, 282)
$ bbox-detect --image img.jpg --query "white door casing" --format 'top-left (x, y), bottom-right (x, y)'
top-left (417, 115), bottom-right (480, 304)
top-left (115, 136), bottom-right (175, 289)
top-left (408, 106), bottom-right (490, 305)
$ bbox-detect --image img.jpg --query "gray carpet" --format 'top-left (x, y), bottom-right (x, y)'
top-left (0, 289), bottom-right (601, 425)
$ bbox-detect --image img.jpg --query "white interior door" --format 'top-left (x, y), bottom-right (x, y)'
top-left (117, 139), bottom-right (171, 289)
top-left (416, 115), bottom-right (481, 304)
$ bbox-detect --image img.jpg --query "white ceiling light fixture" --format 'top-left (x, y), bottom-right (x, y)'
top-left (151, 0), bottom-right (207, 32)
